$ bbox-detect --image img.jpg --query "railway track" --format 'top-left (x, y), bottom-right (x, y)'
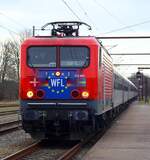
top-left (0, 105), bottom-right (129, 160)
top-left (57, 129), bottom-right (107, 160)
top-left (1, 128), bottom-right (107, 160)
top-left (1, 104), bottom-right (128, 160)
top-left (1, 141), bottom-right (41, 160)
top-left (0, 120), bottom-right (21, 135)
top-left (0, 104), bottom-right (19, 108)
top-left (57, 142), bottom-right (81, 160)
top-left (1, 140), bottom-right (79, 160)
top-left (0, 110), bottom-right (19, 116)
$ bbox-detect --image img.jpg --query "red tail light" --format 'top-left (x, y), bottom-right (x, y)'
top-left (71, 89), bottom-right (80, 98)
top-left (36, 90), bottom-right (45, 98)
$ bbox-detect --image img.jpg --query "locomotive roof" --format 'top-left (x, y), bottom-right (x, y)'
top-left (21, 36), bottom-right (100, 46)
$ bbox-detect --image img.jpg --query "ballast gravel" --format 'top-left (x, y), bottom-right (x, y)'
top-left (0, 129), bottom-right (35, 159)
top-left (22, 148), bottom-right (66, 160)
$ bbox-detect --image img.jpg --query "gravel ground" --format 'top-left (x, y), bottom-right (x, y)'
top-left (0, 114), bottom-right (19, 124)
top-left (0, 129), bottom-right (35, 159)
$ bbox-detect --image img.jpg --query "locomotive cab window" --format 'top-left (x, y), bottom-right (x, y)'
top-left (60, 47), bottom-right (89, 68)
top-left (27, 46), bottom-right (89, 68)
top-left (27, 47), bottom-right (56, 67)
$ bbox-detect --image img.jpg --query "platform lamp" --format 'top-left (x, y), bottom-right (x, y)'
top-left (136, 71), bottom-right (143, 101)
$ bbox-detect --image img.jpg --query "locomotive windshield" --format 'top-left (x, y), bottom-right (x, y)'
top-left (60, 47), bottom-right (89, 67)
top-left (27, 46), bottom-right (89, 68)
top-left (28, 47), bottom-right (56, 67)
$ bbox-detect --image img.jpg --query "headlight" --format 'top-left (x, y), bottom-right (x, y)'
top-left (55, 71), bottom-right (61, 77)
top-left (27, 91), bottom-right (34, 98)
top-left (82, 91), bottom-right (89, 99)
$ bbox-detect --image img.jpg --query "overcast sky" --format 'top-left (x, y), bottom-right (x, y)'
top-left (1, 0), bottom-right (150, 36)
top-left (1, 0), bottom-right (150, 76)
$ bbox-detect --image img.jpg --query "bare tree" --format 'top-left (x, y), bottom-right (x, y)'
top-left (13, 29), bottom-right (32, 80)
top-left (0, 41), bottom-right (12, 82)
top-left (0, 29), bottom-right (32, 100)
top-left (0, 41), bottom-right (13, 99)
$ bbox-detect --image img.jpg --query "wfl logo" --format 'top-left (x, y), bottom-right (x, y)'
top-left (50, 79), bottom-right (65, 87)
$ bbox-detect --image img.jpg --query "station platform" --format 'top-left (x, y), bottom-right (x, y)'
top-left (83, 102), bottom-right (150, 160)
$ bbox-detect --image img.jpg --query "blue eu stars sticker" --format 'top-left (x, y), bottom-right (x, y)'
top-left (47, 71), bottom-right (69, 94)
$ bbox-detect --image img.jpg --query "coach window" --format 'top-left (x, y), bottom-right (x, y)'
top-left (27, 47), bottom-right (56, 67)
top-left (60, 47), bottom-right (89, 68)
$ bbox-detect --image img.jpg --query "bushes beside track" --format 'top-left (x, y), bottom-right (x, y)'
top-left (0, 80), bottom-right (18, 100)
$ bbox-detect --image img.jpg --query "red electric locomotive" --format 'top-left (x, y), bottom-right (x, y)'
top-left (20, 21), bottom-right (137, 139)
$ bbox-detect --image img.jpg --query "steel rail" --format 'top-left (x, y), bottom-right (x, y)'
top-left (0, 110), bottom-right (19, 116)
top-left (0, 104), bottom-right (19, 107)
top-left (1, 142), bottom-right (41, 160)
top-left (0, 120), bottom-right (21, 128)
top-left (57, 142), bottom-right (81, 160)
top-left (57, 128), bottom-right (107, 160)
top-left (0, 120), bottom-right (21, 135)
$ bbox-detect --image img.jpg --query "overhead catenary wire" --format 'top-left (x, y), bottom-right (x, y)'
top-left (96, 36), bottom-right (150, 39)
top-left (61, 0), bottom-right (82, 21)
top-left (76, 0), bottom-right (100, 32)
top-left (0, 12), bottom-right (27, 40)
top-left (93, 0), bottom-right (123, 23)
top-left (111, 53), bottom-right (150, 55)
top-left (0, 25), bottom-right (19, 35)
top-left (0, 12), bottom-right (27, 30)
top-left (0, 24), bottom-right (21, 43)
top-left (103, 19), bottom-right (150, 34)
top-left (92, 0), bottom-right (136, 33)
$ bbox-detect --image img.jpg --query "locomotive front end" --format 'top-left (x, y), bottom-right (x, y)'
top-left (20, 36), bottom-right (99, 139)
